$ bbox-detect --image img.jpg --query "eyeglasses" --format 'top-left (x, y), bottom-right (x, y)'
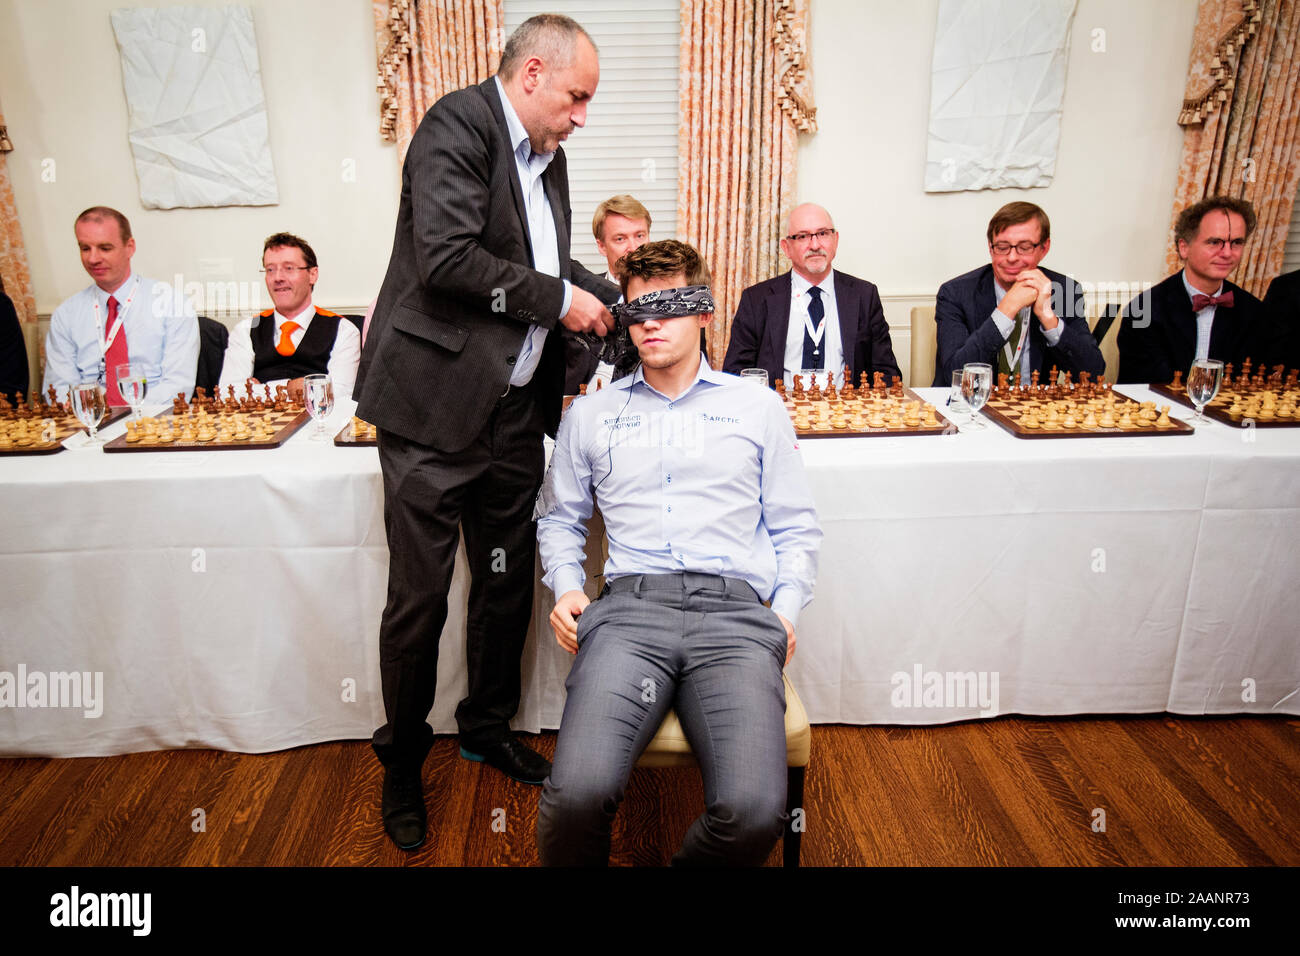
top-left (785, 228), bottom-right (837, 244)
top-left (1200, 237), bottom-right (1246, 251)
top-left (990, 241), bottom-right (1043, 256)
top-left (260, 265), bottom-right (312, 277)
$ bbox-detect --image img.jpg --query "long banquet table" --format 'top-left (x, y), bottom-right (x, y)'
top-left (2, 387), bottom-right (1297, 757)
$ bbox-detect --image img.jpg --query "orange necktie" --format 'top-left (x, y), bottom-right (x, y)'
top-left (276, 321), bottom-right (301, 356)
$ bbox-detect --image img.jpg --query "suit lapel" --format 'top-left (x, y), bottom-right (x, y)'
top-left (481, 78), bottom-right (535, 266)
top-left (976, 266), bottom-right (998, 331)
top-left (764, 273), bottom-right (794, 372)
top-left (832, 271), bottom-right (857, 375)
top-left (1166, 275), bottom-right (1201, 366)
top-left (544, 158), bottom-right (570, 276)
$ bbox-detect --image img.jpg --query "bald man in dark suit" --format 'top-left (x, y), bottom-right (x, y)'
top-left (355, 14), bottom-right (619, 851)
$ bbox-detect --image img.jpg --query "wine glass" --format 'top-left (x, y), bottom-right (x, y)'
top-left (1186, 359), bottom-right (1224, 422)
top-left (740, 368), bottom-right (769, 388)
top-left (304, 374), bottom-right (334, 440)
top-left (115, 363), bottom-right (148, 422)
top-left (961, 363), bottom-right (993, 429)
top-left (70, 382), bottom-right (107, 447)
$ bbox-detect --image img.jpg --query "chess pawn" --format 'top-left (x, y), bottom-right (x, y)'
top-left (1118, 410), bottom-right (1134, 428)
top-left (922, 403), bottom-right (939, 427)
top-left (125, 420), bottom-right (140, 442)
top-left (1156, 406), bottom-right (1173, 427)
top-left (1082, 409), bottom-right (1098, 429)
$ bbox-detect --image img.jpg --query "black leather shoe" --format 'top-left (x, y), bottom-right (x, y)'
top-left (459, 736), bottom-right (551, 785)
top-left (381, 765), bottom-right (426, 851)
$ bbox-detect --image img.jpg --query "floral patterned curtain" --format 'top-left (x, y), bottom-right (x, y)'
top-left (1167, 0), bottom-right (1300, 295)
top-left (0, 109), bottom-right (38, 332)
top-left (678, 0), bottom-right (817, 367)
top-left (374, 0), bottom-right (505, 165)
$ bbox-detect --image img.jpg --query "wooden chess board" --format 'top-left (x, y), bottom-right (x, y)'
top-left (784, 386), bottom-right (955, 438)
top-left (334, 416), bottom-right (377, 446)
top-left (0, 407), bottom-right (129, 456)
top-left (981, 385), bottom-right (1193, 438)
top-left (1149, 366), bottom-right (1300, 428)
top-left (103, 405), bottom-right (309, 453)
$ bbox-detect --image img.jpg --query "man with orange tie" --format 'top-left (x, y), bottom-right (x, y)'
top-left (43, 206), bottom-right (198, 404)
top-left (218, 232), bottom-right (361, 402)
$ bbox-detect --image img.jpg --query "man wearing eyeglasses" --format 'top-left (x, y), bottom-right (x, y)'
top-left (217, 232), bottom-right (360, 402)
top-left (932, 201), bottom-right (1103, 388)
top-left (723, 203), bottom-right (901, 389)
top-left (1117, 197), bottom-right (1269, 385)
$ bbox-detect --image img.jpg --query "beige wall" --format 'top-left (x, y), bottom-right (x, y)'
top-left (3, 0), bottom-right (1196, 380)
top-left (1, 0), bottom-right (400, 316)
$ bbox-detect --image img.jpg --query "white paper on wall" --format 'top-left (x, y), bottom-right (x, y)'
top-left (924, 0), bottom-right (1078, 193)
top-left (111, 5), bottom-right (278, 208)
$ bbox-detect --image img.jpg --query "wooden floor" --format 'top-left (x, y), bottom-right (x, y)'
top-left (2, 715), bottom-right (1297, 866)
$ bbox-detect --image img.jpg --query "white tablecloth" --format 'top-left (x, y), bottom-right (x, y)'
top-left (1, 388), bottom-right (1296, 757)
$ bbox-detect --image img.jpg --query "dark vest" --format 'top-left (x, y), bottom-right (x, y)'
top-left (251, 308), bottom-right (341, 381)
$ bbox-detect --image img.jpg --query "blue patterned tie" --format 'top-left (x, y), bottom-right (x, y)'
top-left (802, 286), bottom-right (824, 370)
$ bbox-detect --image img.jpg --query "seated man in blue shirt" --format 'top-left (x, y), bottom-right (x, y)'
top-left (535, 239), bottom-right (822, 866)
top-left (43, 206), bottom-right (198, 404)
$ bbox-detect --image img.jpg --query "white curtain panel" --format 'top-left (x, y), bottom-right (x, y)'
top-left (925, 0), bottom-right (1078, 192)
top-left (111, 5), bottom-right (279, 208)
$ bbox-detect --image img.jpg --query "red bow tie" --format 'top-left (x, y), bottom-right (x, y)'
top-left (1191, 291), bottom-right (1234, 311)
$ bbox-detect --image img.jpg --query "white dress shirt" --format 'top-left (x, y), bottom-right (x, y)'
top-left (783, 271), bottom-right (845, 387)
top-left (217, 302), bottom-right (361, 400)
top-left (43, 271), bottom-right (199, 402)
top-left (1182, 269), bottom-right (1222, 362)
top-left (495, 76), bottom-right (572, 387)
top-left (537, 360), bottom-right (822, 624)
top-left (991, 279), bottom-right (1064, 385)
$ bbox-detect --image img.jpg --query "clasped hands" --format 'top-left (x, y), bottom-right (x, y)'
top-left (997, 269), bottom-right (1059, 331)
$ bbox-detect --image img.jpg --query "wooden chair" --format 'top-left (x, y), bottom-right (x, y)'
top-left (635, 672), bottom-right (811, 866)
top-left (910, 305), bottom-right (937, 388)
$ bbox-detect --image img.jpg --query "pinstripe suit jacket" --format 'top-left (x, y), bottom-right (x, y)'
top-left (356, 77), bottom-right (617, 452)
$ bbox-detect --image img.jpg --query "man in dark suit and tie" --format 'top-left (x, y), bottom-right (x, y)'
top-left (355, 14), bottom-right (619, 851)
top-left (932, 202), bottom-right (1103, 388)
top-left (1263, 268), bottom-right (1300, 371)
top-left (1118, 197), bottom-right (1270, 384)
top-left (722, 203), bottom-right (901, 388)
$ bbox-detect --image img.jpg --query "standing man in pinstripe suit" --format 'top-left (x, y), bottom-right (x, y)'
top-left (356, 14), bottom-right (619, 851)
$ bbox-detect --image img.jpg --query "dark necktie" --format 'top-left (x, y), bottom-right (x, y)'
top-left (996, 308), bottom-right (1026, 383)
top-left (802, 286), bottom-right (825, 370)
top-left (1191, 291), bottom-right (1234, 311)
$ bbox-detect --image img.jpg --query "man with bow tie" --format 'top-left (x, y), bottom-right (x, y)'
top-left (1118, 196), bottom-right (1271, 384)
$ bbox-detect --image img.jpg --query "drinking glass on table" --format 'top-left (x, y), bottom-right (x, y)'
top-left (303, 374), bottom-right (334, 440)
top-left (949, 369), bottom-right (969, 414)
top-left (740, 368), bottom-right (769, 388)
top-left (70, 382), bottom-right (107, 447)
top-left (1186, 358), bottom-right (1224, 423)
top-left (960, 363), bottom-right (992, 429)
top-left (114, 362), bottom-right (148, 422)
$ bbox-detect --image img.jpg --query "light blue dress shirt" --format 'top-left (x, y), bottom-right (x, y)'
top-left (537, 360), bottom-right (822, 625)
top-left (494, 76), bottom-right (572, 387)
top-left (991, 278), bottom-right (1064, 384)
top-left (42, 272), bottom-right (199, 402)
